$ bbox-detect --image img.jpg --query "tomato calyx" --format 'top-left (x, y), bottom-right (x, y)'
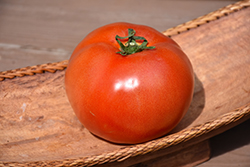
top-left (115, 28), bottom-right (155, 56)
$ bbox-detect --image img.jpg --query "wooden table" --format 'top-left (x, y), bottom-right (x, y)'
top-left (1, 0), bottom-right (249, 166)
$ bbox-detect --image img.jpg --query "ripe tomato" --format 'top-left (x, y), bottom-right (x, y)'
top-left (65, 22), bottom-right (194, 144)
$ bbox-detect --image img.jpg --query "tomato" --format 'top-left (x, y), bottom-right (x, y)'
top-left (65, 22), bottom-right (194, 144)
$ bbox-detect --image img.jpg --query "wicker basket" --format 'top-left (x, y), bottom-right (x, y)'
top-left (1, 0), bottom-right (250, 166)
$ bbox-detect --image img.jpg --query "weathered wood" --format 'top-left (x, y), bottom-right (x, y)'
top-left (0, 70), bottom-right (121, 161)
top-left (0, 0), bottom-right (238, 71)
top-left (100, 140), bottom-right (210, 167)
top-left (0, 2), bottom-right (250, 167)
top-left (170, 5), bottom-right (250, 132)
top-left (130, 140), bottom-right (210, 167)
top-left (199, 119), bottom-right (250, 167)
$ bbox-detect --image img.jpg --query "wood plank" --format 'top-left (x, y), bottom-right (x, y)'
top-left (171, 7), bottom-right (250, 132)
top-left (130, 140), bottom-right (210, 167)
top-left (1, 5), bottom-right (249, 166)
top-left (1, 1), bottom-right (249, 166)
top-left (198, 119), bottom-right (250, 167)
top-left (102, 140), bottom-right (210, 167)
top-left (0, 0), bottom-right (238, 71)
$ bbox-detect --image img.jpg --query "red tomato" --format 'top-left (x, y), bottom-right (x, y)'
top-left (65, 22), bottom-right (194, 144)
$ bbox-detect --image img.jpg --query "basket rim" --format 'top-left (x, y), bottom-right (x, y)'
top-left (1, 0), bottom-right (250, 166)
top-left (3, 104), bottom-right (250, 166)
top-left (0, 0), bottom-right (249, 81)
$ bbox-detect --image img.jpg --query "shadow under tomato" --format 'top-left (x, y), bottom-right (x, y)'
top-left (170, 73), bottom-right (205, 133)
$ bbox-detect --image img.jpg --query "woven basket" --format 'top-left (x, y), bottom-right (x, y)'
top-left (1, 0), bottom-right (250, 166)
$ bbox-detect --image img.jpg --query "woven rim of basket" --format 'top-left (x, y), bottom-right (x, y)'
top-left (1, 0), bottom-right (249, 82)
top-left (1, 1), bottom-right (250, 166)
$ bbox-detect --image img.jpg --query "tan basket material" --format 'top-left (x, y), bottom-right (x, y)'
top-left (1, 1), bottom-right (250, 166)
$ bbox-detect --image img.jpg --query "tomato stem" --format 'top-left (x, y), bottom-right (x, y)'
top-left (115, 29), bottom-right (155, 56)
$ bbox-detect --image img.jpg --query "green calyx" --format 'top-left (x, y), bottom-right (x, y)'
top-left (115, 28), bottom-right (155, 56)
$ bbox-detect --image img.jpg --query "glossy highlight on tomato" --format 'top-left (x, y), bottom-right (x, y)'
top-left (65, 22), bottom-right (194, 144)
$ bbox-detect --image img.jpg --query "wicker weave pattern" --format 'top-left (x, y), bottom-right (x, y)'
top-left (2, 104), bottom-right (250, 166)
top-left (163, 0), bottom-right (250, 36)
top-left (1, 1), bottom-right (250, 166)
top-left (0, 0), bottom-right (249, 81)
top-left (0, 60), bottom-right (68, 81)
top-left (68, 105), bottom-right (250, 167)
top-left (61, 105), bottom-right (250, 167)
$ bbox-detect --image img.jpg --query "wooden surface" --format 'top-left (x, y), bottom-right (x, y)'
top-left (1, 0), bottom-right (250, 166)
top-left (129, 140), bottom-right (211, 167)
top-left (0, 0), bottom-right (240, 71)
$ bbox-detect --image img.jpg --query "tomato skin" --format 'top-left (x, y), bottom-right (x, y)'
top-left (65, 22), bottom-right (194, 144)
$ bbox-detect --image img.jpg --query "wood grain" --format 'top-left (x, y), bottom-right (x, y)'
top-left (171, 6), bottom-right (250, 132)
top-left (0, 1), bottom-right (250, 166)
top-left (199, 119), bottom-right (250, 167)
top-left (129, 140), bottom-right (210, 167)
top-left (0, 70), bottom-right (121, 162)
top-left (0, 0), bottom-right (238, 71)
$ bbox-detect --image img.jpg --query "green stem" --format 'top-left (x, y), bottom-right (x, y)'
top-left (115, 29), bottom-right (155, 56)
